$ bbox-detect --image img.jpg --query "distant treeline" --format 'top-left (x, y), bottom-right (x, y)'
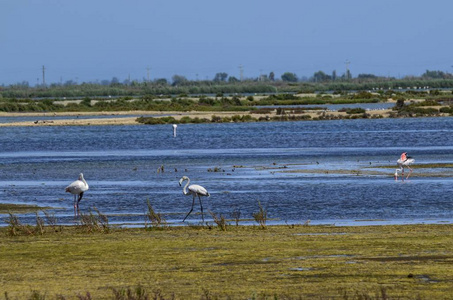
top-left (2, 77), bottom-right (453, 99)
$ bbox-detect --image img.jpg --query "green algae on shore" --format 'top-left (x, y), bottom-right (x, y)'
top-left (1, 224), bottom-right (453, 299)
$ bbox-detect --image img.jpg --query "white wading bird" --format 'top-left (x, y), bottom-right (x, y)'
top-left (178, 176), bottom-right (210, 222)
top-left (395, 157), bottom-right (415, 181)
top-left (172, 124), bottom-right (177, 137)
top-left (65, 173), bottom-right (89, 216)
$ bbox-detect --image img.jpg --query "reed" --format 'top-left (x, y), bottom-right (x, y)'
top-left (78, 207), bottom-right (110, 233)
top-left (35, 212), bottom-right (45, 235)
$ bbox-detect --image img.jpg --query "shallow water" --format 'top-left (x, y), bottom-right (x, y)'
top-left (0, 117), bottom-right (452, 226)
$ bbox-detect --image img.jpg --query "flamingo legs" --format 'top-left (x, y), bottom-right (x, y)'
top-left (73, 192), bottom-right (84, 217)
top-left (73, 194), bottom-right (77, 216)
top-left (182, 194), bottom-right (204, 222)
top-left (405, 166), bottom-right (413, 180)
top-left (395, 166), bottom-right (413, 181)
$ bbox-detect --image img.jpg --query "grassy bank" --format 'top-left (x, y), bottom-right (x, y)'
top-left (1, 224), bottom-right (453, 299)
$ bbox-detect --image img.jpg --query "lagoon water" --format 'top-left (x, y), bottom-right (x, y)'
top-left (0, 117), bottom-right (452, 226)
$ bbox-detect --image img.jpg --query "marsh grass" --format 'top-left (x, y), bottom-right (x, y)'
top-left (76, 292), bottom-right (93, 300)
top-left (2, 287), bottom-right (423, 300)
top-left (110, 285), bottom-right (170, 300)
top-left (2, 224), bottom-right (453, 299)
top-left (35, 212), bottom-right (45, 235)
top-left (145, 199), bottom-right (167, 228)
top-left (378, 163), bottom-right (453, 169)
top-left (43, 210), bottom-right (63, 233)
top-left (4, 212), bottom-right (36, 236)
top-left (4, 213), bottom-right (21, 236)
top-left (231, 208), bottom-right (241, 226)
top-left (78, 207), bottom-right (110, 233)
top-left (29, 290), bottom-right (47, 300)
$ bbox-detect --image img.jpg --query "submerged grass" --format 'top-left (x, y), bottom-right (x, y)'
top-left (0, 203), bottom-right (49, 214)
top-left (1, 224), bottom-right (453, 299)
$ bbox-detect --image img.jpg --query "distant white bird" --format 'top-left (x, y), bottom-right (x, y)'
top-left (395, 158), bottom-right (415, 181)
top-left (172, 124), bottom-right (177, 137)
top-left (178, 176), bottom-right (210, 222)
top-left (65, 173), bottom-right (89, 216)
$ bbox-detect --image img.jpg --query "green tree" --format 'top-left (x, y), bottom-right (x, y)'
top-left (110, 77), bottom-right (120, 85)
top-left (81, 97), bottom-right (92, 107)
top-left (228, 76), bottom-right (239, 83)
top-left (422, 70), bottom-right (449, 79)
top-left (213, 72), bottom-right (228, 82)
top-left (395, 99), bottom-right (405, 110)
top-left (281, 72), bottom-right (298, 82)
top-left (357, 74), bottom-right (378, 79)
top-left (172, 75), bottom-right (188, 86)
top-left (313, 71), bottom-right (331, 82)
top-left (155, 78), bottom-right (168, 85)
top-left (269, 72), bottom-right (275, 81)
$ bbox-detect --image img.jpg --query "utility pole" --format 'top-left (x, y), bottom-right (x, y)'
top-left (42, 65), bottom-right (46, 86)
top-left (344, 60), bottom-right (350, 80)
top-left (239, 64), bottom-right (244, 81)
top-left (146, 66), bottom-right (151, 82)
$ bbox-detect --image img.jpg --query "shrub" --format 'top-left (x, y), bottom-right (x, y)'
top-left (179, 116), bottom-right (192, 123)
top-left (344, 108), bottom-right (366, 114)
top-left (252, 201), bottom-right (268, 229)
top-left (145, 199), bottom-right (166, 228)
top-left (209, 210), bottom-right (227, 231)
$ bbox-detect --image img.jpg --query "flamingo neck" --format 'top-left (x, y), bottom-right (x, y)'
top-left (79, 176), bottom-right (88, 189)
top-left (182, 178), bottom-right (190, 195)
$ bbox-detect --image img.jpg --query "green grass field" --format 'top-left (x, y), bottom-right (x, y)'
top-left (1, 223), bottom-right (453, 299)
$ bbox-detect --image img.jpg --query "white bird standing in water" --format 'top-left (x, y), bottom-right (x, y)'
top-left (172, 124), bottom-right (177, 137)
top-left (65, 173), bottom-right (89, 216)
top-left (178, 176), bottom-right (210, 222)
top-left (395, 152), bottom-right (415, 181)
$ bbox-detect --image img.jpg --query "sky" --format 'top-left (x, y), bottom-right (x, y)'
top-left (1, 0), bottom-right (452, 85)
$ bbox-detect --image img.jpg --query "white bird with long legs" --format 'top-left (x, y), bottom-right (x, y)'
top-left (395, 152), bottom-right (415, 181)
top-left (178, 176), bottom-right (210, 222)
top-left (172, 124), bottom-right (177, 137)
top-left (65, 173), bottom-right (89, 216)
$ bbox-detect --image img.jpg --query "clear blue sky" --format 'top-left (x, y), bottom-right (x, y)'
top-left (1, 0), bottom-right (452, 85)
